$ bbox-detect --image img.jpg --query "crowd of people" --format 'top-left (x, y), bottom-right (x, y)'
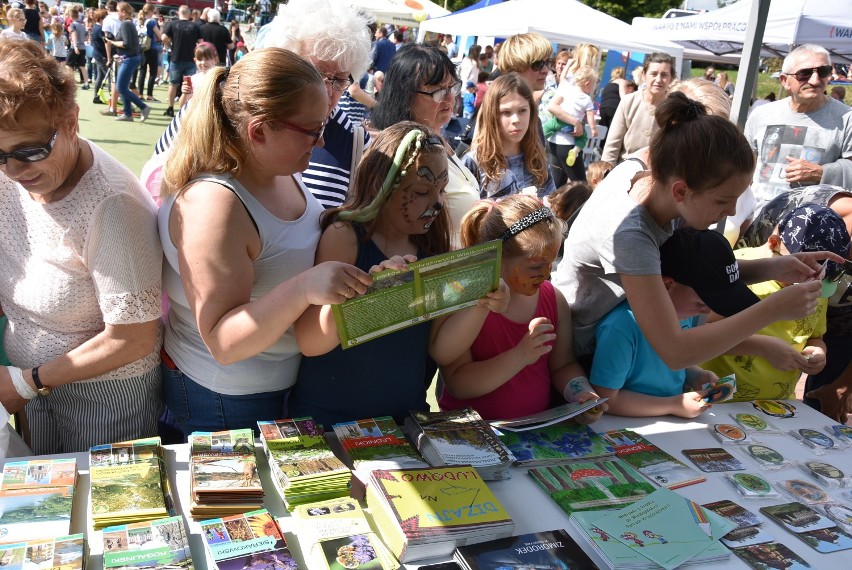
top-left (1, 0), bottom-right (851, 456)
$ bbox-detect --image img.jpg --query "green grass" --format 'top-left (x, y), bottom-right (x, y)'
top-left (76, 78), bottom-right (175, 177)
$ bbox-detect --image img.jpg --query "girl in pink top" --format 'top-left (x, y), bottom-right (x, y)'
top-left (434, 195), bottom-right (605, 421)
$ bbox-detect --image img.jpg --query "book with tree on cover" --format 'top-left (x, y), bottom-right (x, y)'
top-left (496, 423), bottom-right (614, 467)
top-left (89, 437), bottom-right (173, 530)
top-left (365, 466), bottom-right (514, 562)
top-left (199, 509), bottom-right (298, 570)
top-left (0, 533), bottom-right (86, 570)
top-left (333, 417), bottom-right (426, 471)
top-left (0, 486), bottom-right (75, 543)
top-left (404, 408), bottom-right (514, 480)
top-left (453, 529), bottom-right (597, 570)
top-left (102, 515), bottom-right (192, 570)
top-left (1, 459), bottom-right (77, 490)
top-left (528, 458), bottom-right (655, 515)
top-left (332, 240), bottom-right (501, 349)
top-left (258, 418), bottom-right (350, 510)
top-left (189, 429), bottom-right (263, 518)
top-left (603, 430), bottom-right (705, 489)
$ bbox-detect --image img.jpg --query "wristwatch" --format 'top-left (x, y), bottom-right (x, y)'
top-left (31, 367), bottom-right (51, 397)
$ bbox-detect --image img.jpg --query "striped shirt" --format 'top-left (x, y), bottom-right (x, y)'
top-left (153, 105), bottom-right (369, 209)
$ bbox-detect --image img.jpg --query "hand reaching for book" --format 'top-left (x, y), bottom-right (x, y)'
top-left (302, 261), bottom-right (372, 304)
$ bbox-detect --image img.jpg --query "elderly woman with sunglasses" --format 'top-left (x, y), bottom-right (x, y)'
top-left (153, 0), bottom-right (373, 210)
top-left (371, 43), bottom-right (479, 248)
top-left (0, 39), bottom-right (163, 454)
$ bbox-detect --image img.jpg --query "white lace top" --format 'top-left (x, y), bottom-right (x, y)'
top-left (0, 140), bottom-right (162, 380)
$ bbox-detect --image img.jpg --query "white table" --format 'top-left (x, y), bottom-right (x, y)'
top-left (4, 400), bottom-right (851, 570)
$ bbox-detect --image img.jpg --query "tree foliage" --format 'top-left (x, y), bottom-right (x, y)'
top-left (445, 0), bottom-right (683, 23)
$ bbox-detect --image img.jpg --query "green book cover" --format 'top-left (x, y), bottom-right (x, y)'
top-left (333, 417), bottom-right (424, 468)
top-left (332, 240), bottom-right (501, 348)
top-left (604, 429), bottom-right (705, 489)
top-left (102, 516), bottom-right (192, 569)
top-left (0, 487), bottom-right (74, 543)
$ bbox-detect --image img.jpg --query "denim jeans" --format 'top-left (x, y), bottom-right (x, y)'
top-left (161, 362), bottom-right (290, 437)
top-left (116, 54), bottom-right (147, 117)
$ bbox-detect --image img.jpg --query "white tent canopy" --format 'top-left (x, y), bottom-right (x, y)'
top-left (633, 0), bottom-right (852, 64)
top-left (417, 0), bottom-right (683, 66)
top-left (351, 0), bottom-right (450, 27)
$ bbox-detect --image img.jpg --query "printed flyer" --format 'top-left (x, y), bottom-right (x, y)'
top-left (333, 241), bottom-right (501, 349)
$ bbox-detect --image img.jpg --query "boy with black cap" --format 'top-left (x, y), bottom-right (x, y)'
top-left (591, 228), bottom-right (760, 418)
top-left (703, 204), bottom-right (851, 402)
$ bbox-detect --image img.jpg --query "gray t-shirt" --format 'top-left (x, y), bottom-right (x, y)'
top-left (552, 159), bottom-right (675, 355)
top-left (743, 97), bottom-right (852, 214)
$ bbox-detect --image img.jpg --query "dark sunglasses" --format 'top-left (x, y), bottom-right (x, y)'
top-left (277, 119), bottom-right (327, 146)
top-left (530, 58), bottom-right (553, 72)
top-left (0, 130), bottom-right (59, 165)
top-left (785, 65), bottom-right (832, 82)
top-left (416, 81), bottom-right (462, 103)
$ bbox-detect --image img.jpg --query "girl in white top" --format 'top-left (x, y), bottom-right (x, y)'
top-left (159, 48), bottom-right (372, 436)
top-left (553, 92), bottom-right (837, 370)
top-left (0, 8), bottom-right (28, 39)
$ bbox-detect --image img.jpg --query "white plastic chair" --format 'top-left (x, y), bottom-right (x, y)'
top-left (582, 124), bottom-right (608, 164)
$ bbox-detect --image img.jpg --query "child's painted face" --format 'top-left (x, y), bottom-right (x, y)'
top-left (498, 92), bottom-right (530, 150)
top-left (195, 57), bottom-right (218, 73)
top-left (679, 171), bottom-right (751, 230)
top-left (386, 150), bottom-right (448, 234)
top-left (666, 280), bottom-right (709, 318)
top-left (502, 240), bottom-right (560, 296)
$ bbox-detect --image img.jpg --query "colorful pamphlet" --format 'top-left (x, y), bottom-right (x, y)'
top-left (0, 486), bottom-right (74, 542)
top-left (199, 509), bottom-right (297, 570)
top-left (404, 408), bottom-right (515, 480)
top-left (497, 423), bottom-right (614, 467)
top-left (488, 398), bottom-right (608, 432)
top-left (332, 240), bottom-right (502, 348)
top-left (333, 416), bottom-right (426, 472)
top-left (0, 533), bottom-right (86, 570)
top-left (682, 447), bottom-right (746, 472)
top-left (189, 429), bottom-right (263, 519)
top-left (102, 515), bottom-right (192, 570)
top-left (453, 529), bottom-right (597, 570)
top-left (604, 430), bottom-right (705, 489)
top-left (365, 466), bottom-right (514, 562)
top-left (1, 459), bottom-right (77, 490)
top-left (528, 458), bottom-right (655, 515)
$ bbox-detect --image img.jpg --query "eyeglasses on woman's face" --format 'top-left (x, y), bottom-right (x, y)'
top-left (0, 130), bottom-right (58, 165)
top-left (323, 74), bottom-right (355, 92)
top-left (276, 119), bottom-right (327, 146)
top-left (784, 65), bottom-right (832, 83)
top-left (416, 80), bottom-right (462, 103)
top-left (530, 58), bottom-right (553, 72)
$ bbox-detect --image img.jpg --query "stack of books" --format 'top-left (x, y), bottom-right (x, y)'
top-left (257, 417), bottom-right (350, 510)
top-left (89, 438), bottom-right (174, 530)
top-left (0, 533), bottom-right (87, 570)
top-left (454, 529), bottom-right (597, 569)
top-left (199, 509), bottom-right (298, 570)
top-left (569, 488), bottom-right (735, 569)
top-left (292, 496), bottom-right (398, 570)
top-left (366, 465), bottom-right (515, 563)
top-left (403, 408), bottom-right (515, 480)
top-left (189, 429), bottom-right (264, 520)
top-left (603, 429), bottom-right (706, 489)
top-left (0, 458), bottom-right (77, 541)
top-left (332, 417), bottom-right (427, 479)
top-left (101, 515), bottom-right (192, 570)
top-left (497, 423), bottom-right (615, 467)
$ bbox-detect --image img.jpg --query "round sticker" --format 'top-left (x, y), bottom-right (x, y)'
top-left (733, 473), bottom-right (772, 493)
top-left (747, 444), bottom-right (785, 465)
top-left (828, 425), bottom-right (852, 440)
top-left (715, 424), bottom-right (747, 441)
top-left (805, 461), bottom-right (844, 480)
top-left (799, 429), bottom-right (835, 449)
top-left (781, 479), bottom-right (828, 503)
top-left (735, 413), bottom-right (768, 431)
top-left (752, 400), bottom-right (795, 418)
top-left (825, 503), bottom-right (852, 525)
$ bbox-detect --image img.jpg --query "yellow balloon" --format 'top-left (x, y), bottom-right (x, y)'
top-left (413, 11), bottom-right (427, 22)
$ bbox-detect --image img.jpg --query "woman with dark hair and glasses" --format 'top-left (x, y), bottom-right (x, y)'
top-left (371, 43), bottom-right (480, 248)
top-left (158, 48), bottom-right (373, 436)
top-left (0, 38), bottom-right (164, 454)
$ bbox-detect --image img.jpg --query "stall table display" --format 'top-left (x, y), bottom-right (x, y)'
top-left (2, 401), bottom-right (851, 569)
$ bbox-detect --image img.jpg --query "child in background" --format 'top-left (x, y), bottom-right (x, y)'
top-left (702, 204), bottom-right (851, 402)
top-left (0, 8), bottom-right (28, 39)
top-left (47, 21), bottom-right (67, 62)
top-left (544, 65), bottom-right (599, 174)
top-left (177, 42), bottom-right (218, 107)
top-left (591, 228), bottom-right (760, 418)
top-left (462, 74), bottom-right (555, 199)
top-left (434, 195), bottom-right (604, 422)
top-left (462, 81), bottom-right (476, 119)
top-left (474, 70), bottom-right (488, 109)
top-left (234, 41), bottom-right (247, 62)
top-left (292, 122), bottom-right (508, 427)
top-left (547, 181), bottom-right (592, 224)
top-left (585, 160), bottom-right (612, 189)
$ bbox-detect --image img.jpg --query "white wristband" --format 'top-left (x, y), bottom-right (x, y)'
top-left (563, 375), bottom-right (593, 403)
top-left (7, 366), bottom-right (37, 400)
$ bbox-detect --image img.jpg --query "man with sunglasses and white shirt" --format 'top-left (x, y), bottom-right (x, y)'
top-left (744, 44), bottom-right (852, 218)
